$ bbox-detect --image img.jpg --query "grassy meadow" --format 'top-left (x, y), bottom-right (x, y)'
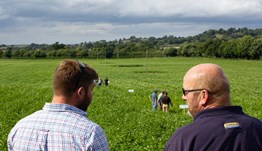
top-left (0, 57), bottom-right (262, 150)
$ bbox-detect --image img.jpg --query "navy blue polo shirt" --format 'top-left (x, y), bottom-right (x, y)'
top-left (164, 106), bottom-right (262, 151)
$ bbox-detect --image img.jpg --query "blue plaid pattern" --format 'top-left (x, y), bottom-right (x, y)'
top-left (8, 103), bottom-right (109, 151)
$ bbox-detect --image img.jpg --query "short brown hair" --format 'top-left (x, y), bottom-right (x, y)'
top-left (52, 59), bottom-right (98, 98)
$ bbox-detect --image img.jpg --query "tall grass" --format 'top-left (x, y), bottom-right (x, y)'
top-left (0, 58), bottom-right (261, 150)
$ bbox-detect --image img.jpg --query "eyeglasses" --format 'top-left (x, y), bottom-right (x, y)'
top-left (75, 60), bottom-right (98, 90)
top-left (75, 60), bottom-right (86, 91)
top-left (182, 88), bottom-right (205, 96)
top-left (78, 60), bottom-right (86, 74)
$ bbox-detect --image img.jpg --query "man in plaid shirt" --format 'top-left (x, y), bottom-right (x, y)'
top-left (8, 59), bottom-right (109, 151)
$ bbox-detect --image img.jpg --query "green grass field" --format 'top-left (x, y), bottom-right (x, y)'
top-left (0, 57), bottom-right (262, 150)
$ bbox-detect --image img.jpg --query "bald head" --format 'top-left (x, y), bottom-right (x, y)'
top-left (183, 63), bottom-right (230, 107)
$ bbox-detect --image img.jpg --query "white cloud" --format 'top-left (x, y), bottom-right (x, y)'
top-left (0, 0), bottom-right (262, 44)
top-left (113, 0), bottom-right (262, 17)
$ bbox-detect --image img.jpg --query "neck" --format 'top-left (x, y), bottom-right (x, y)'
top-left (203, 101), bottom-right (231, 110)
top-left (52, 95), bottom-right (70, 104)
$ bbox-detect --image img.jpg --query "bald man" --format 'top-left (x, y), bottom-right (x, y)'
top-left (164, 63), bottom-right (262, 151)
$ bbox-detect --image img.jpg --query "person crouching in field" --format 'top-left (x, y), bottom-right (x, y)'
top-left (164, 63), bottom-right (262, 151)
top-left (8, 59), bottom-right (109, 151)
top-left (161, 91), bottom-right (173, 112)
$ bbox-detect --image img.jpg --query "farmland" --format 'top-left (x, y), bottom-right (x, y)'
top-left (0, 57), bottom-right (262, 150)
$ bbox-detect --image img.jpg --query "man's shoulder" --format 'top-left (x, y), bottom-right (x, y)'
top-left (81, 117), bottom-right (102, 129)
top-left (62, 111), bottom-right (102, 131)
top-left (13, 109), bottom-right (102, 130)
top-left (12, 110), bottom-right (43, 125)
top-left (246, 115), bottom-right (262, 130)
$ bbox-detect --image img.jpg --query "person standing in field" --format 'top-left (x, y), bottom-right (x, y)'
top-left (105, 77), bottom-right (109, 86)
top-left (164, 63), bottom-right (262, 151)
top-left (8, 59), bottom-right (109, 151)
top-left (149, 89), bottom-right (158, 111)
top-left (98, 77), bottom-right (103, 86)
top-left (161, 91), bottom-right (173, 112)
top-left (157, 91), bottom-right (164, 110)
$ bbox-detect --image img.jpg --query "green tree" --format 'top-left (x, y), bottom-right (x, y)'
top-left (165, 47), bottom-right (177, 57)
top-left (34, 50), bottom-right (46, 58)
top-left (5, 49), bottom-right (12, 58)
top-left (24, 50), bottom-right (33, 58)
top-left (67, 49), bottom-right (77, 58)
top-left (47, 50), bottom-right (57, 58)
top-left (236, 36), bottom-right (253, 59)
top-left (0, 50), bottom-right (3, 58)
top-left (250, 38), bottom-right (262, 60)
top-left (178, 43), bottom-right (197, 57)
top-left (79, 49), bottom-right (89, 58)
top-left (19, 50), bottom-right (26, 58)
top-left (220, 39), bottom-right (238, 58)
top-left (52, 42), bottom-right (65, 50)
top-left (12, 50), bottom-right (21, 58)
top-left (202, 39), bottom-right (222, 57)
top-left (57, 49), bottom-right (66, 58)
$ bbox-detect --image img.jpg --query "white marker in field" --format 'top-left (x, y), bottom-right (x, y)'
top-left (179, 104), bottom-right (188, 114)
top-left (179, 104), bottom-right (188, 109)
top-left (128, 89), bottom-right (134, 93)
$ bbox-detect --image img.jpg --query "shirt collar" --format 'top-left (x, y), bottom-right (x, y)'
top-left (43, 103), bottom-right (87, 116)
top-left (194, 106), bottom-right (244, 121)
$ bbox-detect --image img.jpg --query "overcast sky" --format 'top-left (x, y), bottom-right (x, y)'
top-left (1, 0), bottom-right (262, 44)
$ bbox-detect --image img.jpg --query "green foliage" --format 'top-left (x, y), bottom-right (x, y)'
top-left (236, 36), bottom-right (253, 59)
top-left (4, 49), bottom-right (12, 58)
top-left (52, 42), bottom-right (65, 50)
top-left (0, 58), bottom-right (262, 150)
top-left (165, 47), bottom-right (178, 57)
top-left (250, 38), bottom-right (262, 60)
top-left (1, 28), bottom-right (262, 60)
top-left (178, 43), bottom-right (200, 57)
top-left (34, 50), bottom-right (47, 58)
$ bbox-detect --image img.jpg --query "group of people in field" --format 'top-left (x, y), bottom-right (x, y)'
top-left (7, 59), bottom-right (262, 151)
top-left (149, 89), bottom-right (173, 112)
top-left (97, 76), bottom-right (109, 86)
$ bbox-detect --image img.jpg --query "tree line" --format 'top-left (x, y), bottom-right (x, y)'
top-left (0, 27), bottom-right (262, 60)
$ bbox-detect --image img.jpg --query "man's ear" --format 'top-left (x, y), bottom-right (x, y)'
top-left (200, 90), bottom-right (209, 105)
top-left (76, 87), bottom-right (85, 99)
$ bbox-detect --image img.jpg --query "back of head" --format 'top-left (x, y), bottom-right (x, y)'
top-left (184, 63), bottom-right (230, 107)
top-left (52, 59), bottom-right (98, 99)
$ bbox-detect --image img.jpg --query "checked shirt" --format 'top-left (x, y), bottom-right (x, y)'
top-left (8, 103), bottom-right (109, 151)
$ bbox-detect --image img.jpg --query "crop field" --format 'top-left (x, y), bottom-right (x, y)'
top-left (0, 57), bottom-right (262, 150)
